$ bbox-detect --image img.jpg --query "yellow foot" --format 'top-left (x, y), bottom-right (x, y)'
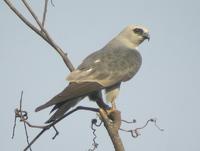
top-left (106, 106), bottom-right (116, 115)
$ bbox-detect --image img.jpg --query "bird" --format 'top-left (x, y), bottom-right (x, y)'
top-left (35, 25), bottom-right (150, 123)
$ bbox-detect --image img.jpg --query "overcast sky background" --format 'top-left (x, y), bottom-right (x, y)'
top-left (1, 0), bottom-right (200, 151)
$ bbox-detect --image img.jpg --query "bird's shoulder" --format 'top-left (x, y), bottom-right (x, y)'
top-left (67, 47), bottom-right (142, 86)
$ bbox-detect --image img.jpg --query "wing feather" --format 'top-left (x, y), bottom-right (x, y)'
top-left (35, 82), bottom-right (103, 112)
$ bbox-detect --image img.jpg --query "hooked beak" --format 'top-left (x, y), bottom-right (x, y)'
top-left (143, 32), bottom-right (150, 41)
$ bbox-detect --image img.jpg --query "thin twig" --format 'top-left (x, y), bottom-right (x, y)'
top-left (21, 0), bottom-right (43, 31)
top-left (4, 0), bottom-right (45, 40)
top-left (50, 106), bottom-right (99, 126)
top-left (24, 106), bottom-right (99, 151)
top-left (11, 91), bottom-right (23, 139)
top-left (52, 126), bottom-right (59, 140)
top-left (24, 129), bottom-right (46, 151)
top-left (23, 122), bottom-right (32, 151)
top-left (88, 118), bottom-right (102, 151)
top-left (14, 108), bottom-right (46, 129)
top-left (120, 118), bottom-right (164, 138)
top-left (11, 91), bottom-right (32, 150)
top-left (21, 0), bottom-right (74, 71)
top-left (19, 91), bottom-right (32, 151)
top-left (4, 0), bottom-right (75, 71)
top-left (121, 119), bottom-right (136, 124)
top-left (134, 118), bottom-right (160, 132)
top-left (50, 0), bottom-right (55, 7)
top-left (153, 118), bottom-right (164, 131)
top-left (42, 0), bottom-right (48, 27)
top-left (19, 91), bottom-right (23, 111)
top-left (11, 112), bottom-right (17, 139)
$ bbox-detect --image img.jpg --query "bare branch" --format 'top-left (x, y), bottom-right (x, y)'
top-left (52, 106), bottom-right (99, 126)
top-left (24, 129), bottom-right (46, 151)
top-left (42, 0), bottom-right (48, 27)
top-left (23, 106), bottom-right (99, 151)
top-left (4, 0), bottom-right (42, 38)
top-left (121, 119), bottom-right (136, 124)
top-left (19, 91), bottom-right (32, 151)
top-left (11, 89), bottom-right (99, 151)
top-left (120, 118), bottom-right (164, 138)
top-left (11, 112), bottom-right (17, 139)
top-left (11, 91), bottom-right (24, 139)
top-left (4, 0), bottom-right (75, 71)
top-left (50, 0), bottom-right (55, 7)
top-left (21, 0), bottom-right (74, 71)
top-left (99, 109), bottom-right (125, 151)
top-left (21, 0), bottom-right (43, 31)
top-left (11, 90), bottom-right (99, 151)
top-left (23, 122), bottom-right (32, 151)
top-left (52, 126), bottom-right (59, 140)
top-left (12, 91), bottom-right (32, 150)
top-left (19, 91), bottom-right (23, 111)
top-left (153, 118), bottom-right (164, 131)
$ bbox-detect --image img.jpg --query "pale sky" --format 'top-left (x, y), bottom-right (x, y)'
top-left (1, 0), bottom-right (200, 151)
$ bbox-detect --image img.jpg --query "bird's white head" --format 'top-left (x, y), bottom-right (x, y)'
top-left (116, 25), bottom-right (150, 49)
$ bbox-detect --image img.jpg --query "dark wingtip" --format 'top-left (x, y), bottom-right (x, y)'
top-left (35, 105), bottom-right (44, 112)
top-left (35, 103), bottom-right (51, 112)
top-left (35, 108), bottom-right (40, 112)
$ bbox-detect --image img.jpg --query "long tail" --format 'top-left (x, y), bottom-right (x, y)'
top-left (35, 82), bottom-right (103, 112)
top-left (45, 97), bottom-right (82, 123)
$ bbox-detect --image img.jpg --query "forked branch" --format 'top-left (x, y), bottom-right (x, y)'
top-left (4, 0), bottom-right (74, 71)
top-left (12, 92), bottom-right (99, 151)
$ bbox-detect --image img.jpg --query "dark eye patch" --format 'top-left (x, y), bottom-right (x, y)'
top-left (133, 28), bottom-right (144, 35)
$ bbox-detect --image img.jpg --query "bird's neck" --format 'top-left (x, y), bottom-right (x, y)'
top-left (108, 36), bottom-right (139, 50)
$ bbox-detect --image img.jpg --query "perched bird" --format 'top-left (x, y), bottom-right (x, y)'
top-left (35, 25), bottom-right (150, 123)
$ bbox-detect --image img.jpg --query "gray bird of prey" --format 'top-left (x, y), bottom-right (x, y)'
top-left (35, 25), bottom-right (150, 123)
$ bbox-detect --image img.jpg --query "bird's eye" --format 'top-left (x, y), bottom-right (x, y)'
top-left (133, 28), bottom-right (144, 35)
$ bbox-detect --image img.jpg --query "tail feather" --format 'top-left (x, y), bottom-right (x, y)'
top-left (45, 97), bottom-right (82, 123)
top-left (35, 82), bottom-right (103, 112)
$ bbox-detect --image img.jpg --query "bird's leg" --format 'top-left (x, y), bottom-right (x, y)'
top-left (97, 98), bottom-right (111, 110)
top-left (89, 91), bottom-right (111, 110)
top-left (105, 84), bottom-right (120, 112)
top-left (111, 101), bottom-right (116, 111)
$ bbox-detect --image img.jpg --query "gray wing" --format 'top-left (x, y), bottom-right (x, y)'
top-left (35, 47), bottom-right (142, 122)
top-left (36, 47), bottom-right (141, 112)
top-left (67, 47), bottom-right (142, 87)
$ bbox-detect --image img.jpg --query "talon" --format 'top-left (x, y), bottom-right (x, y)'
top-left (105, 107), bottom-right (115, 115)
